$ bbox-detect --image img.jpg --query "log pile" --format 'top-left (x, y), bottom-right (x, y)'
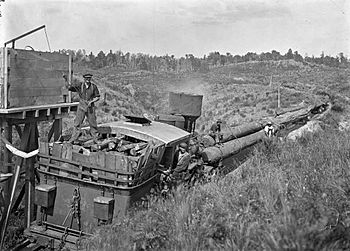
top-left (199, 102), bottom-right (330, 165)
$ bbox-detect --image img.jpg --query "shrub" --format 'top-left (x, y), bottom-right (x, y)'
top-left (331, 104), bottom-right (344, 113)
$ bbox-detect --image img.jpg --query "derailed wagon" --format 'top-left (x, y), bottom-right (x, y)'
top-left (27, 116), bottom-right (190, 249)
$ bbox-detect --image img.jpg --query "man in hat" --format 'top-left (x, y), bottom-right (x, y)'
top-left (209, 119), bottom-right (223, 143)
top-left (63, 73), bottom-right (100, 143)
top-left (264, 121), bottom-right (275, 138)
top-left (171, 142), bottom-right (191, 182)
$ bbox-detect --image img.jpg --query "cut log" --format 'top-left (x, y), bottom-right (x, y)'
top-left (201, 130), bottom-right (266, 164)
top-left (201, 122), bottom-right (264, 147)
top-left (221, 122), bottom-right (264, 142)
top-left (117, 142), bottom-right (147, 152)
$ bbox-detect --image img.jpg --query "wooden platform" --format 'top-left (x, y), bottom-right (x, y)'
top-left (0, 102), bottom-right (78, 122)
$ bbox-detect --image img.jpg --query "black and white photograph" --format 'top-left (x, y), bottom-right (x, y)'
top-left (0, 0), bottom-right (349, 250)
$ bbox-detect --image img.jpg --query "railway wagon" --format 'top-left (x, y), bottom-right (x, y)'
top-left (27, 118), bottom-right (191, 249)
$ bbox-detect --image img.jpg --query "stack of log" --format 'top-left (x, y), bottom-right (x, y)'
top-left (199, 102), bottom-right (330, 165)
top-left (200, 126), bottom-right (266, 164)
top-left (71, 136), bottom-right (149, 157)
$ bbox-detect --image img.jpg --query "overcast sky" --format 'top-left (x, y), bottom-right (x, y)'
top-left (0, 0), bottom-right (349, 57)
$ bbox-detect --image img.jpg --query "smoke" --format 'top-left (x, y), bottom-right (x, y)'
top-left (167, 77), bottom-right (208, 97)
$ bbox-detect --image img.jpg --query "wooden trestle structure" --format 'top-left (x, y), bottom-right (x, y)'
top-left (0, 26), bottom-right (78, 247)
top-left (0, 103), bottom-right (78, 228)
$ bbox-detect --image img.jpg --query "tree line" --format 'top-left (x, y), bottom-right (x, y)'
top-left (57, 48), bottom-right (349, 72)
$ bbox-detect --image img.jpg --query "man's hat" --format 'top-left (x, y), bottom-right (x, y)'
top-left (179, 142), bottom-right (188, 149)
top-left (217, 119), bottom-right (222, 123)
top-left (83, 73), bottom-right (93, 79)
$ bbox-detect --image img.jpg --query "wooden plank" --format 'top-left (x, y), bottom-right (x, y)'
top-left (0, 102), bottom-right (78, 113)
top-left (37, 162), bottom-right (130, 184)
top-left (9, 68), bottom-right (68, 81)
top-left (39, 141), bottom-right (49, 163)
top-left (8, 77), bottom-right (66, 88)
top-left (10, 58), bottom-right (68, 71)
top-left (105, 152), bottom-right (116, 182)
top-left (51, 143), bottom-right (63, 159)
top-left (97, 151), bottom-right (106, 183)
top-left (72, 151), bottom-right (90, 166)
top-left (60, 142), bottom-right (73, 177)
top-left (9, 87), bottom-right (62, 97)
top-left (8, 96), bottom-right (64, 108)
top-left (9, 48), bottom-right (68, 62)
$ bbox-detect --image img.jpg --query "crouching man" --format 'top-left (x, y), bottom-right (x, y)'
top-left (63, 73), bottom-right (100, 143)
top-left (171, 142), bottom-right (191, 184)
top-left (264, 121), bottom-right (275, 138)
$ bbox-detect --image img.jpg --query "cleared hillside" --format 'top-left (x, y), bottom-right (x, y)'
top-left (69, 60), bottom-right (349, 134)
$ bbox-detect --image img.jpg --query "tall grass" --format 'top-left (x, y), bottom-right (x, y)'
top-left (86, 129), bottom-right (350, 250)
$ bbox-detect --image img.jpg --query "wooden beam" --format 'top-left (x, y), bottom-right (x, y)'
top-left (8, 114), bottom-right (67, 124)
top-left (24, 122), bottom-right (39, 228)
top-left (47, 121), bottom-right (55, 142)
top-left (14, 124), bottom-right (22, 138)
top-left (0, 48), bottom-right (3, 108)
top-left (68, 53), bottom-right (72, 103)
top-left (11, 183), bottom-right (25, 213)
top-left (3, 47), bottom-right (8, 109)
top-left (53, 119), bottom-right (62, 142)
top-left (3, 122), bottom-right (12, 202)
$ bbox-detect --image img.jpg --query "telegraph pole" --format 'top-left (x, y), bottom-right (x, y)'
top-left (278, 82), bottom-right (281, 108)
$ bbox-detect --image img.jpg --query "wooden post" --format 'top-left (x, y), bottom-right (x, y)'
top-left (23, 123), bottom-right (38, 228)
top-left (3, 47), bottom-right (8, 109)
top-left (0, 48), bottom-right (3, 108)
top-left (53, 119), bottom-right (62, 142)
top-left (3, 122), bottom-right (12, 202)
top-left (68, 53), bottom-right (72, 103)
top-left (48, 119), bottom-right (62, 142)
top-left (278, 82), bottom-right (281, 109)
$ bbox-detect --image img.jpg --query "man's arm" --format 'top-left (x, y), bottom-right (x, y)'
top-left (88, 84), bottom-right (100, 106)
top-left (62, 74), bottom-right (81, 92)
top-left (88, 96), bottom-right (100, 107)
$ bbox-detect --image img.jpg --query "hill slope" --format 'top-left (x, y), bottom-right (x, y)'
top-left (69, 60), bottom-right (349, 133)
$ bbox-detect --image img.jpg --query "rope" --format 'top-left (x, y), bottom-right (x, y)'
top-left (44, 27), bottom-right (51, 52)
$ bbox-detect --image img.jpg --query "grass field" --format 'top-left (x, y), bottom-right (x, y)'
top-left (86, 129), bottom-right (350, 250)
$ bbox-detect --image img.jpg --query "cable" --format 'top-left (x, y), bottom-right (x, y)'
top-left (44, 27), bottom-right (51, 52)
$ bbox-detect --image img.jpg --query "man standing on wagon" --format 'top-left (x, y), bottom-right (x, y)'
top-left (63, 73), bottom-right (100, 143)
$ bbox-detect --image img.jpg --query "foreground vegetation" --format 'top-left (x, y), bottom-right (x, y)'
top-left (86, 129), bottom-right (350, 250)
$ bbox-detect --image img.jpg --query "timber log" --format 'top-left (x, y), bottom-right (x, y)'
top-left (202, 122), bottom-right (265, 147)
top-left (201, 129), bottom-right (266, 164)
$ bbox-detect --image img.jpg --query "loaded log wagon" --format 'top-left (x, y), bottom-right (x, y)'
top-left (29, 117), bottom-right (191, 247)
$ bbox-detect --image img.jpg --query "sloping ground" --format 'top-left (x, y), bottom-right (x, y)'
top-left (197, 60), bottom-right (349, 132)
top-left (69, 60), bottom-right (349, 136)
top-left (85, 129), bottom-right (350, 250)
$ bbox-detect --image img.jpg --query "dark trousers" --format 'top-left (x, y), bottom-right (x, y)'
top-left (70, 105), bottom-right (98, 142)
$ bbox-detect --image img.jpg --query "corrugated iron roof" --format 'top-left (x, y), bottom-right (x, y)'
top-left (97, 121), bottom-right (190, 145)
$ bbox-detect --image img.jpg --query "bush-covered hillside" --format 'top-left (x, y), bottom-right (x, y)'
top-left (86, 129), bottom-right (350, 250)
